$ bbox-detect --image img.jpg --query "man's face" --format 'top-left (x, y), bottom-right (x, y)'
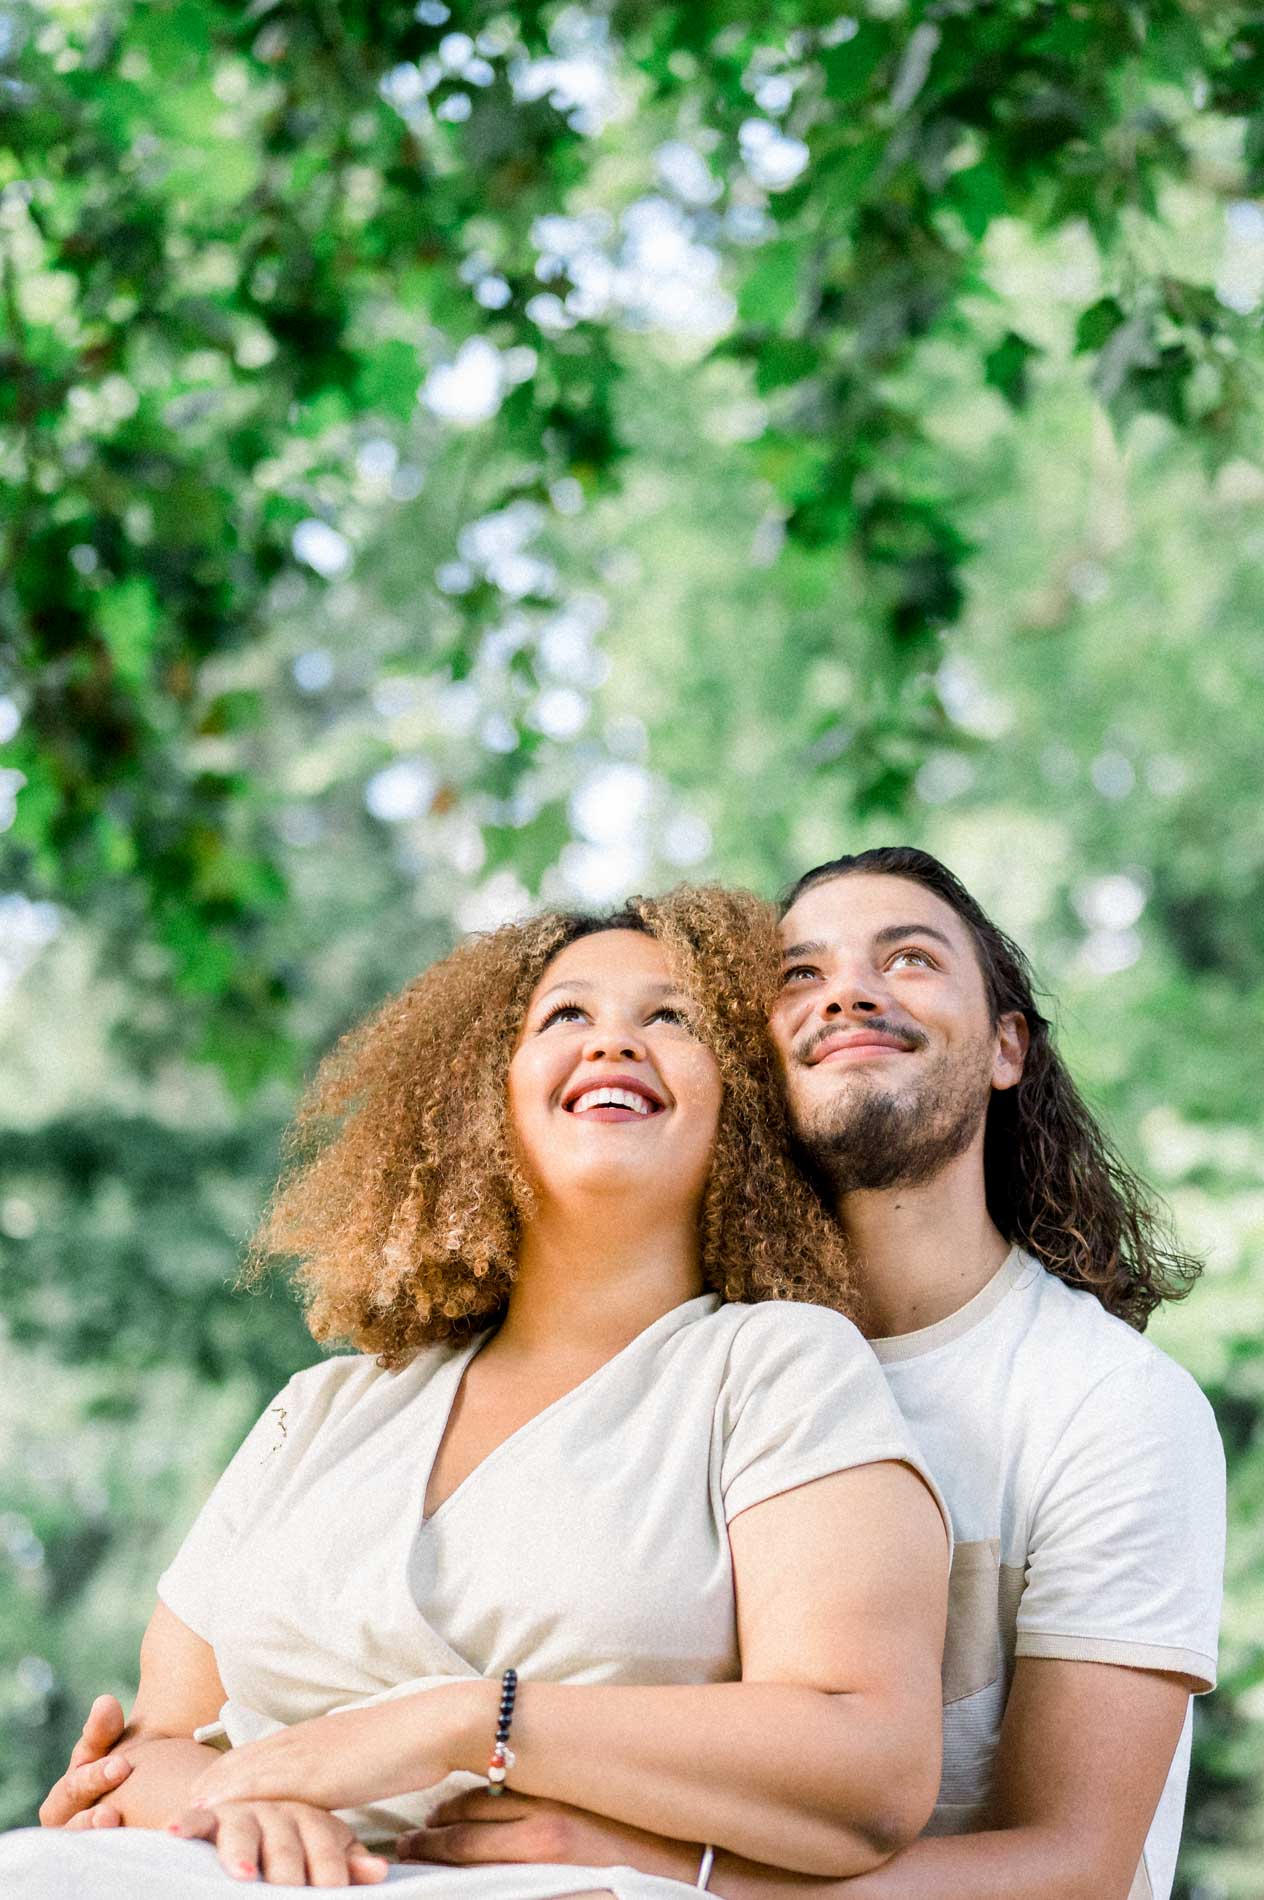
top-left (770, 873), bottom-right (1027, 1196)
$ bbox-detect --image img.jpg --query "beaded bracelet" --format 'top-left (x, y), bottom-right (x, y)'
top-left (487, 1666), bottom-right (518, 1793)
top-left (696, 1844), bottom-right (715, 1891)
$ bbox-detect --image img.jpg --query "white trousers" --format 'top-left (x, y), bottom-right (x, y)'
top-left (0, 1829), bottom-right (700, 1900)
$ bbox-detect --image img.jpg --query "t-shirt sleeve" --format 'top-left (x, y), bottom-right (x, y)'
top-left (156, 1375), bottom-right (304, 1643)
top-left (718, 1303), bottom-right (951, 1544)
top-left (1016, 1351), bottom-right (1225, 1691)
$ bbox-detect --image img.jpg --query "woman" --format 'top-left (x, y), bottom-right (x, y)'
top-left (5, 887), bottom-right (949, 1894)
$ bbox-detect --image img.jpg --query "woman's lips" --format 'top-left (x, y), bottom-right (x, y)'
top-left (561, 1073), bottom-right (666, 1113)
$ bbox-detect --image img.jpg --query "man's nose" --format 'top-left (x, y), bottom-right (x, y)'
top-left (820, 968), bottom-right (887, 1018)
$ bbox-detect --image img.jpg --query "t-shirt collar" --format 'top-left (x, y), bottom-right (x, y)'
top-left (870, 1245), bottom-right (1036, 1364)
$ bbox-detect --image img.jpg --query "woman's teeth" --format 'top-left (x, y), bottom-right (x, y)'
top-left (571, 1087), bottom-right (655, 1116)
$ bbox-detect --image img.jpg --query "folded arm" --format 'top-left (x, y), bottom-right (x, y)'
top-left (196, 1460), bottom-right (950, 1877)
top-left (49, 1599), bottom-right (231, 1830)
top-left (407, 1657), bottom-right (1191, 1900)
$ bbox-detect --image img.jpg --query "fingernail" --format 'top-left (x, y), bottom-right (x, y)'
top-left (234, 1864), bottom-right (258, 1881)
top-left (166, 1823), bottom-right (185, 1835)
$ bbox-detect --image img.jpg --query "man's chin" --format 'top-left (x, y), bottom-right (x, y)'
top-left (792, 1086), bottom-right (987, 1198)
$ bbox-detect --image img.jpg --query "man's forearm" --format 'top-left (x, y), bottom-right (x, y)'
top-left (105, 1734), bottom-right (226, 1829)
top-left (712, 1827), bottom-right (1098, 1900)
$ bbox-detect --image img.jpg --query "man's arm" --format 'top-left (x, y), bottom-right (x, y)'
top-left (402, 1658), bottom-right (1192, 1900)
top-left (42, 1601), bottom-right (231, 1831)
top-left (728, 1658), bottom-right (1191, 1900)
top-left (39, 1695), bottom-right (130, 1828)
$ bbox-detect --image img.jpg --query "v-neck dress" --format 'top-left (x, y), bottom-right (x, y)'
top-left (0, 1296), bottom-right (945, 1899)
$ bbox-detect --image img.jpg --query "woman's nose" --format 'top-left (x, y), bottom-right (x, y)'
top-left (582, 1028), bottom-right (646, 1061)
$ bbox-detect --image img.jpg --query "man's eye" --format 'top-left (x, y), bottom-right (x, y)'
top-left (539, 1002), bottom-right (587, 1030)
top-left (888, 949), bottom-right (934, 970)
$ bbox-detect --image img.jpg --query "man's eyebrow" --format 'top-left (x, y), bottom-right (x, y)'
top-left (872, 922), bottom-right (956, 952)
top-left (780, 925), bottom-right (956, 963)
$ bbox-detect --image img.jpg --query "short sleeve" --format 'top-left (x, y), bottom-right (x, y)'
top-left (1016, 1352), bottom-right (1225, 1690)
top-left (718, 1303), bottom-right (950, 1544)
top-left (156, 1375), bottom-right (302, 1643)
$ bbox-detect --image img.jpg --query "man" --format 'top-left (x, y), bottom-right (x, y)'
top-left (41, 848), bottom-right (1225, 1900)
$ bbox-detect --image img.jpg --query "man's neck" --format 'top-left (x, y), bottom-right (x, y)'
top-left (834, 1142), bottom-right (1013, 1339)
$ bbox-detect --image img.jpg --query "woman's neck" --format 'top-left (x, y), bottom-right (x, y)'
top-left (492, 1200), bottom-right (704, 1364)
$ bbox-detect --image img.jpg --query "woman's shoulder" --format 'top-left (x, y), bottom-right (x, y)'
top-left (702, 1298), bottom-right (884, 1404)
top-left (721, 1297), bottom-right (872, 1360)
top-left (276, 1339), bottom-right (469, 1430)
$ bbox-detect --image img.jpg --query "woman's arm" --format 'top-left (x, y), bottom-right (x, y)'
top-left (83, 1600), bottom-right (231, 1829)
top-left (195, 1460), bottom-right (949, 1877)
top-left (397, 1659), bottom-right (1189, 1900)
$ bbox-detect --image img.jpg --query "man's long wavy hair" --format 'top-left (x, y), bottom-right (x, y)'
top-left (783, 847), bottom-right (1201, 1331)
top-left (244, 885), bottom-right (861, 1362)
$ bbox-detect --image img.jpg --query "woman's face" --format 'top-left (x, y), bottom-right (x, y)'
top-left (508, 929), bottom-right (722, 1218)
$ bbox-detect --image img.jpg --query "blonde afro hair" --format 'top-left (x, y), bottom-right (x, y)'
top-left (244, 884), bottom-right (862, 1361)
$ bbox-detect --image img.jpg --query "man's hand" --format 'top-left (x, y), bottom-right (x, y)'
top-left (38, 1694), bottom-right (132, 1830)
top-left (397, 1788), bottom-right (701, 1883)
top-left (170, 1798), bottom-right (390, 1887)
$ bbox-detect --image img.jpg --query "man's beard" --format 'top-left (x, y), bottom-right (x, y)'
top-left (792, 1052), bottom-right (994, 1197)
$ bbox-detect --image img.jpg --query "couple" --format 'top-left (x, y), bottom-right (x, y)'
top-left (8, 846), bottom-right (1223, 1900)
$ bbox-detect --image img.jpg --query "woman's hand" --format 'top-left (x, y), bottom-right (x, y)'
top-left (189, 1688), bottom-right (486, 1815)
top-left (170, 1799), bottom-right (389, 1887)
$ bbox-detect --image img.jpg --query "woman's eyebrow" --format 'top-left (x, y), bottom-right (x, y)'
top-left (533, 977), bottom-right (688, 1003)
top-left (535, 978), bottom-right (595, 1003)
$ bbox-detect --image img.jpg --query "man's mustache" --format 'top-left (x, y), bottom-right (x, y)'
top-left (794, 1017), bottom-right (929, 1066)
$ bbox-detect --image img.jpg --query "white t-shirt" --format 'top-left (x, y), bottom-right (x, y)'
top-left (874, 1248), bottom-right (1225, 1900)
top-left (157, 1294), bottom-right (947, 1847)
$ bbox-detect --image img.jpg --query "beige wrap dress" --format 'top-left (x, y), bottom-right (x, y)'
top-left (0, 1293), bottom-right (946, 1896)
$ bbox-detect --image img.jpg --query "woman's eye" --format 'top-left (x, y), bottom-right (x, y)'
top-left (781, 965), bottom-right (818, 985)
top-left (539, 1002), bottom-right (587, 1030)
top-left (648, 1005), bottom-right (691, 1028)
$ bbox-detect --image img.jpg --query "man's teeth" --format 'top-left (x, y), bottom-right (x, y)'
top-left (571, 1087), bottom-right (655, 1116)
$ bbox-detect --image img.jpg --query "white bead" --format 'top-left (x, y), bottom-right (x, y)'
top-left (488, 1765), bottom-right (507, 1783)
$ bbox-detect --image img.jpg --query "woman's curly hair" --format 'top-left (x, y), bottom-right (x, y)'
top-left (783, 846), bottom-right (1202, 1331)
top-left (244, 885), bottom-right (862, 1361)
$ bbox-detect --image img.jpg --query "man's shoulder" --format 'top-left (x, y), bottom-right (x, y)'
top-left (987, 1261), bottom-right (1221, 1491)
top-left (1014, 1255), bottom-right (1207, 1401)
top-left (891, 1253), bottom-right (1219, 1486)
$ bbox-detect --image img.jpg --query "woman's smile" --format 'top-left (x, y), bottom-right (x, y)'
top-left (561, 1072), bottom-right (667, 1122)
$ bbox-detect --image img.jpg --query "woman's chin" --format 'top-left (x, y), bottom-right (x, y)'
top-left (539, 1158), bottom-right (697, 1207)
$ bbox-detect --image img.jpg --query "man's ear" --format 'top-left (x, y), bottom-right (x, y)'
top-left (992, 1010), bottom-right (1029, 1092)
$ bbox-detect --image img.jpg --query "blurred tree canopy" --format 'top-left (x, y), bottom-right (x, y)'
top-left (2, 3), bottom-right (1263, 1893)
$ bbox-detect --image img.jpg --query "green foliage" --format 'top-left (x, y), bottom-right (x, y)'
top-left (2, 4), bottom-right (1264, 1891)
